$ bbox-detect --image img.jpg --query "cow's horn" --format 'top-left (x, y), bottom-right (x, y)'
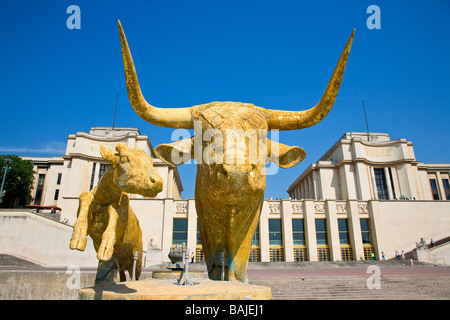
top-left (267, 29), bottom-right (355, 131)
top-left (118, 20), bottom-right (193, 129)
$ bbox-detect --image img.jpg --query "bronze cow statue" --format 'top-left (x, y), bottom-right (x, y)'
top-left (69, 143), bottom-right (163, 284)
top-left (118, 20), bottom-right (354, 282)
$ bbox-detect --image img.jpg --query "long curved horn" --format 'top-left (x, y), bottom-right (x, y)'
top-left (118, 20), bottom-right (193, 129)
top-left (267, 29), bottom-right (355, 131)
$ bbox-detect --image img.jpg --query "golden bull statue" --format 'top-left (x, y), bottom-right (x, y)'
top-left (118, 20), bottom-right (354, 282)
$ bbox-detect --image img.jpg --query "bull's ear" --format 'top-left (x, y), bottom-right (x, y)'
top-left (155, 138), bottom-right (194, 166)
top-left (268, 139), bottom-right (306, 169)
top-left (100, 145), bottom-right (118, 165)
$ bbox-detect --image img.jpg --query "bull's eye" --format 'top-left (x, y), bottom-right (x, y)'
top-left (120, 156), bottom-right (128, 164)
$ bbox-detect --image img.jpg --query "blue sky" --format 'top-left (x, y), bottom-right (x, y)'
top-left (0, 0), bottom-right (449, 199)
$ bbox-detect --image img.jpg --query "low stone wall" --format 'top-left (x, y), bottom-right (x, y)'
top-left (0, 211), bottom-right (98, 267)
top-left (0, 270), bottom-right (153, 300)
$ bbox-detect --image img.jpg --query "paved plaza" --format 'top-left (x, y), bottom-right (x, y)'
top-left (1, 255), bottom-right (449, 300)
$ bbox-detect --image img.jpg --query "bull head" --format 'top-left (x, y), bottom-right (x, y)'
top-left (118, 20), bottom-right (354, 282)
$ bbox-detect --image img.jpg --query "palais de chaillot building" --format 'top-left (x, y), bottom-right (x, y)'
top-left (20, 128), bottom-right (450, 266)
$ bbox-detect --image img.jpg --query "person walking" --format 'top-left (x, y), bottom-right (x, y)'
top-left (381, 251), bottom-right (385, 261)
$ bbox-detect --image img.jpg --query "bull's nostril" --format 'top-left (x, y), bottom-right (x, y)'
top-left (150, 177), bottom-right (156, 184)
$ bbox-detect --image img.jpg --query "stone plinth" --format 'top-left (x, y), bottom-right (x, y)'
top-left (413, 248), bottom-right (434, 264)
top-left (78, 278), bottom-right (271, 300)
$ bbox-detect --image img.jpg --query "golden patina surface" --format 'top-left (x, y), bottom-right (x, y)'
top-left (118, 20), bottom-right (354, 282)
top-left (69, 143), bottom-right (163, 284)
top-left (79, 278), bottom-right (272, 300)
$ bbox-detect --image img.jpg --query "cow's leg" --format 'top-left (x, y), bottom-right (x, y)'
top-left (97, 205), bottom-right (118, 261)
top-left (70, 192), bottom-right (94, 251)
top-left (95, 258), bottom-right (117, 286)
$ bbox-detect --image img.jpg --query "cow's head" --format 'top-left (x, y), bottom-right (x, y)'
top-left (100, 143), bottom-right (163, 197)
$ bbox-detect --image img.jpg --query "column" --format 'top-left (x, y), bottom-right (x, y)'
top-left (355, 162), bottom-right (371, 200)
top-left (436, 172), bottom-right (445, 200)
top-left (161, 199), bottom-right (174, 262)
top-left (347, 200), bottom-right (364, 260)
top-left (368, 200), bottom-right (383, 259)
top-left (384, 167), bottom-right (394, 200)
top-left (325, 200), bottom-right (341, 261)
top-left (186, 199), bottom-right (197, 259)
top-left (259, 201), bottom-right (270, 262)
top-left (312, 170), bottom-right (319, 200)
top-left (345, 164), bottom-right (358, 199)
top-left (370, 166), bottom-right (378, 199)
top-left (309, 176), bottom-right (315, 200)
top-left (339, 166), bottom-right (349, 200)
top-left (304, 200), bottom-right (317, 261)
top-left (404, 164), bottom-right (418, 199)
top-left (281, 199), bottom-right (294, 262)
top-left (167, 167), bottom-right (174, 198)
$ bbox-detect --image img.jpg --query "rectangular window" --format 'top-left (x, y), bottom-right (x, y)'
top-left (360, 218), bottom-right (372, 245)
top-left (54, 189), bottom-right (59, 201)
top-left (315, 219), bottom-right (328, 246)
top-left (269, 219), bottom-right (283, 246)
top-left (172, 218), bottom-right (188, 245)
top-left (374, 168), bottom-right (388, 200)
top-left (38, 174), bottom-right (45, 185)
top-left (429, 179), bottom-right (440, 200)
top-left (292, 219), bottom-right (305, 246)
top-left (442, 178), bottom-right (450, 200)
top-left (56, 173), bottom-right (62, 185)
top-left (34, 174), bottom-right (46, 205)
top-left (338, 219), bottom-right (350, 245)
top-left (89, 163), bottom-right (96, 190)
top-left (196, 221), bottom-right (202, 245)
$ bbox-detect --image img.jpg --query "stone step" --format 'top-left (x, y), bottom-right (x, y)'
top-left (248, 275), bottom-right (450, 300)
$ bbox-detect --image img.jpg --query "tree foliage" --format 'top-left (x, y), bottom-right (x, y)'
top-left (0, 155), bottom-right (35, 208)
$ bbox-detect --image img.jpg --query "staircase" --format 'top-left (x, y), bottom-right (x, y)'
top-left (249, 271), bottom-right (450, 300)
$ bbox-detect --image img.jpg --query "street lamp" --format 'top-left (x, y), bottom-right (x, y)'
top-left (0, 158), bottom-right (13, 202)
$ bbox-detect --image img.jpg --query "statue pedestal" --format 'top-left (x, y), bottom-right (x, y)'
top-left (413, 247), bottom-right (434, 264)
top-left (151, 270), bottom-right (208, 280)
top-left (78, 278), bottom-right (271, 300)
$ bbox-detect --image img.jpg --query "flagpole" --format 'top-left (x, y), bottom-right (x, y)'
top-left (112, 94), bottom-right (119, 129)
top-left (362, 100), bottom-right (370, 141)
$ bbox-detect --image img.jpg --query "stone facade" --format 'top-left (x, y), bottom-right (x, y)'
top-left (17, 130), bottom-right (450, 266)
top-left (287, 132), bottom-right (450, 201)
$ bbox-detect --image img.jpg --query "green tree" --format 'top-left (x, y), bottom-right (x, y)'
top-left (0, 155), bottom-right (35, 208)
